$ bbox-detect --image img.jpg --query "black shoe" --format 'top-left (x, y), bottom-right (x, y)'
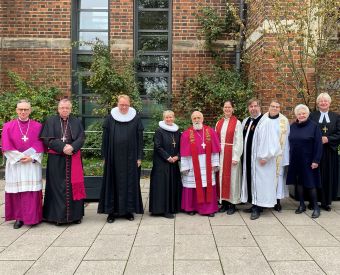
top-left (226, 205), bottom-right (236, 215)
top-left (274, 203), bottom-right (282, 212)
top-left (13, 220), bottom-right (23, 229)
top-left (295, 205), bottom-right (306, 214)
top-left (107, 214), bottom-right (115, 223)
top-left (73, 219), bottom-right (82, 224)
top-left (321, 205), bottom-right (331, 212)
top-left (218, 205), bottom-right (227, 213)
top-left (250, 209), bottom-right (260, 220)
top-left (164, 213), bottom-right (175, 219)
top-left (311, 207), bottom-right (321, 218)
top-left (307, 203), bottom-right (314, 210)
top-left (187, 211), bottom-right (196, 216)
top-left (207, 213), bottom-right (215, 217)
top-left (125, 213), bottom-right (134, 221)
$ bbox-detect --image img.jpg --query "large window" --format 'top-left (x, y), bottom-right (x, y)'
top-left (72, 0), bottom-right (109, 129)
top-left (135, 0), bottom-right (172, 123)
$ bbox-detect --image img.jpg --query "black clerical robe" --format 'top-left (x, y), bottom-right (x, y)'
top-left (98, 114), bottom-right (144, 215)
top-left (310, 111), bottom-right (340, 204)
top-left (40, 115), bottom-right (85, 223)
top-left (149, 127), bottom-right (182, 215)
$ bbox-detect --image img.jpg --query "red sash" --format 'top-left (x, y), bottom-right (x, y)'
top-left (216, 116), bottom-right (237, 199)
top-left (48, 149), bottom-right (86, 200)
top-left (189, 126), bottom-right (213, 204)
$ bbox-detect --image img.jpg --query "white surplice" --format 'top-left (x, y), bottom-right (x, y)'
top-left (241, 115), bottom-right (282, 207)
top-left (217, 118), bottom-right (243, 204)
top-left (181, 154), bottom-right (220, 188)
top-left (264, 113), bottom-right (290, 199)
top-left (4, 150), bottom-right (43, 193)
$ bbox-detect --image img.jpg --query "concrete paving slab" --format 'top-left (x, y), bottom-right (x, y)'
top-left (241, 210), bottom-right (281, 225)
top-left (125, 246), bottom-right (173, 275)
top-left (23, 222), bottom-right (65, 237)
top-left (75, 260), bottom-right (126, 275)
top-left (134, 224), bottom-right (174, 246)
top-left (218, 247), bottom-right (273, 275)
top-left (209, 211), bottom-right (246, 226)
top-left (212, 225), bottom-right (257, 247)
top-left (0, 234), bottom-right (56, 260)
top-left (272, 210), bottom-right (317, 226)
top-left (255, 235), bottom-right (311, 261)
top-left (26, 246), bottom-right (88, 274)
top-left (247, 223), bottom-right (290, 236)
top-left (100, 220), bottom-right (139, 235)
top-left (315, 212), bottom-right (340, 227)
top-left (175, 235), bottom-right (219, 260)
top-left (84, 234), bottom-right (134, 260)
top-left (176, 216), bottom-right (212, 235)
top-left (269, 260), bottom-right (325, 275)
top-left (0, 260), bottom-right (34, 275)
top-left (306, 247), bottom-right (340, 275)
top-left (287, 225), bottom-right (340, 247)
top-left (0, 225), bottom-right (28, 246)
top-left (140, 213), bottom-right (175, 225)
top-left (323, 225), bottom-right (340, 240)
top-left (0, 247), bottom-right (5, 253)
top-left (174, 260), bottom-right (223, 275)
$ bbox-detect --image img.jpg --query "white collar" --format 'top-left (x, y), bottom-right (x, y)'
top-left (159, 121), bottom-right (179, 132)
top-left (319, 111), bottom-right (330, 123)
top-left (111, 107), bottom-right (136, 122)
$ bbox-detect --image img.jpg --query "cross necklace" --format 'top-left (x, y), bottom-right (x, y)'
top-left (171, 134), bottom-right (176, 148)
top-left (60, 118), bottom-right (69, 143)
top-left (196, 129), bottom-right (206, 149)
top-left (17, 119), bottom-right (30, 142)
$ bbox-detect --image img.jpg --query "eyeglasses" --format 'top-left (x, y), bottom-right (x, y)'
top-left (17, 108), bottom-right (30, 112)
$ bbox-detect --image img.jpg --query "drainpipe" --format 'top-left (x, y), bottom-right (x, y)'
top-left (235, 0), bottom-right (245, 72)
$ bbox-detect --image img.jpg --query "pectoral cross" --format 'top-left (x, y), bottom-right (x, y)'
top-left (22, 135), bottom-right (28, 142)
top-left (61, 136), bottom-right (66, 142)
top-left (172, 140), bottom-right (176, 148)
top-left (201, 142), bottom-right (206, 149)
top-left (322, 125), bottom-right (328, 134)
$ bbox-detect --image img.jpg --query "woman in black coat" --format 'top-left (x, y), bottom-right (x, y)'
top-left (149, 110), bottom-right (182, 218)
top-left (287, 104), bottom-right (323, 218)
top-left (310, 93), bottom-right (340, 211)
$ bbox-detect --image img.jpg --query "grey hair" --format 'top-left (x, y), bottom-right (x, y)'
top-left (316, 92), bottom-right (332, 104)
top-left (163, 110), bottom-right (175, 119)
top-left (17, 99), bottom-right (31, 108)
top-left (294, 104), bottom-right (310, 116)
top-left (58, 98), bottom-right (72, 107)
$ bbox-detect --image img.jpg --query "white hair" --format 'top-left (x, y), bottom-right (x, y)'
top-left (316, 92), bottom-right (332, 104)
top-left (163, 110), bottom-right (175, 119)
top-left (294, 104), bottom-right (310, 116)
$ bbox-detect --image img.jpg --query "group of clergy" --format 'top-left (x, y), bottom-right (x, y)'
top-left (2, 92), bottom-right (339, 230)
top-left (149, 93), bottom-right (340, 221)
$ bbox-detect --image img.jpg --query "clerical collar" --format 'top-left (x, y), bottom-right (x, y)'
top-left (268, 113), bottom-right (280, 119)
top-left (319, 111), bottom-right (330, 123)
top-left (159, 121), bottom-right (179, 132)
top-left (18, 117), bottom-right (29, 123)
top-left (111, 107), bottom-right (136, 122)
top-left (250, 113), bottom-right (261, 121)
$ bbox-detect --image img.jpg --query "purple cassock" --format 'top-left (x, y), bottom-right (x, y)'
top-left (1, 119), bottom-right (44, 225)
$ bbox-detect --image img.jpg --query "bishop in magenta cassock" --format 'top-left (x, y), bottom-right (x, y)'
top-left (180, 111), bottom-right (221, 217)
top-left (1, 100), bottom-right (44, 229)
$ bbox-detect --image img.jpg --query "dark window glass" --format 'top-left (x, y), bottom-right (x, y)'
top-left (137, 55), bottom-right (169, 73)
top-left (80, 0), bottom-right (108, 9)
top-left (138, 0), bottom-right (169, 8)
top-left (138, 33), bottom-right (168, 51)
top-left (80, 12), bottom-right (108, 29)
top-left (138, 11), bottom-right (168, 30)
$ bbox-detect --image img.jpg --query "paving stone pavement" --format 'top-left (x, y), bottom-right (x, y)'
top-left (1, 178), bottom-right (340, 275)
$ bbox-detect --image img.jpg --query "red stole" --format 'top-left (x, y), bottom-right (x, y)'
top-left (189, 126), bottom-right (213, 204)
top-left (48, 149), bottom-right (86, 200)
top-left (216, 116), bottom-right (237, 199)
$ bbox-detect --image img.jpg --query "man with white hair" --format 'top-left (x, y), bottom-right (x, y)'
top-left (180, 111), bottom-right (220, 216)
top-left (310, 93), bottom-right (340, 211)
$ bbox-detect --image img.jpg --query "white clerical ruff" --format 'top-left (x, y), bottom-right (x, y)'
top-left (158, 121), bottom-right (179, 132)
top-left (111, 107), bottom-right (136, 122)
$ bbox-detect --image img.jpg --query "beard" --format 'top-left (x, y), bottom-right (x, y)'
top-left (193, 122), bottom-right (203, 130)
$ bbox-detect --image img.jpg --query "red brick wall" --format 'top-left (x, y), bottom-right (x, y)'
top-left (0, 0), bottom-right (72, 94)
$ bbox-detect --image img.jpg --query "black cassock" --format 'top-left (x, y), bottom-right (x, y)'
top-left (149, 127), bottom-right (182, 215)
top-left (310, 111), bottom-right (340, 205)
top-left (98, 114), bottom-right (144, 215)
top-left (40, 115), bottom-right (85, 223)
